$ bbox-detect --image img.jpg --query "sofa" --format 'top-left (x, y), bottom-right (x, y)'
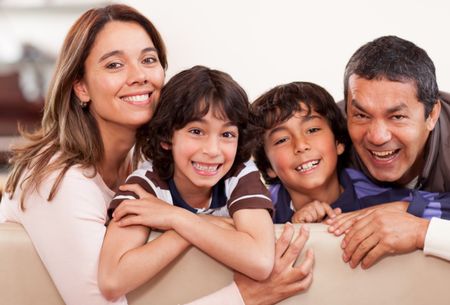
top-left (1, 222), bottom-right (449, 305)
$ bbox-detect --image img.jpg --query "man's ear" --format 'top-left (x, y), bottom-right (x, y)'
top-left (73, 79), bottom-right (91, 103)
top-left (426, 99), bottom-right (441, 131)
top-left (160, 141), bottom-right (171, 150)
top-left (336, 142), bottom-right (345, 155)
top-left (267, 167), bottom-right (278, 179)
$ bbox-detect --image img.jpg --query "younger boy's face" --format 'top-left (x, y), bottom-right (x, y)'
top-left (264, 105), bottom-right (344, 195)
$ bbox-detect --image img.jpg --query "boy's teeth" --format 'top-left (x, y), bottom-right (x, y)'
top-left (193, 162), bottom-right (219, 172)
top-left (121, 94), bottom-right (149, 102)
top-left (296, 160), bottom-right (319, 172)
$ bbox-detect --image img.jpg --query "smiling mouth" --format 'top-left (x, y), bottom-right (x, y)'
top-left (192, 162), bottom-right (222, 174)
top-left (370, 149), bottom-right (400, 160)
top-left (121, 93), bottom-right (150, 105)
top-left (296, 160), bottom-right (320, 172)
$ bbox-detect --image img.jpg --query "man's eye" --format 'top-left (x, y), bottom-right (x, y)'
top-left (392, 115), bottom-right (406, 120)
top-left (354, 113), bottom-right (367, 119)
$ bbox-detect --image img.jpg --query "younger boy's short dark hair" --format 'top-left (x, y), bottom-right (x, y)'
top-left (138, 65), bottom-right (255, 180)
top-left (251, 81), bottom-right (351, 184)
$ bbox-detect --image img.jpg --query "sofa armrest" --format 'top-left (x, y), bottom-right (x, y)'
top-left (1, 222), bottom-right (449, 305)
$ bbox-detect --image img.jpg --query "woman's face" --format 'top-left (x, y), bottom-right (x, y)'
top-left (74, 21), bottom-right (165, 135)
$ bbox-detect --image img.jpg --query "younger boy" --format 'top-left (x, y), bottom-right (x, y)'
top-left (251, 82), bottom-right (450, 224)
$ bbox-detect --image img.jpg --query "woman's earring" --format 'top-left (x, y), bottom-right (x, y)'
top-left (80, 101), bottom-right (88, 108)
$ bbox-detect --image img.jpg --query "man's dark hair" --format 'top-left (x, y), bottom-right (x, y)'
top-left (344, 35), bottom-right (439, 118)
top-left (251, 82), bottom-right (351, 184)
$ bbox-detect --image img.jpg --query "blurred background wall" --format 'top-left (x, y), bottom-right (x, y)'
top-left (0, 0), bottom-right (449, 171)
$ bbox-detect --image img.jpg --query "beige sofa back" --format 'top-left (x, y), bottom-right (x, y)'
top-left (1, 222), bottom-right (449, 305)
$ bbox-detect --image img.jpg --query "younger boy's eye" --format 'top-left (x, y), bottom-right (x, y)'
top-left (306, 127), bottom-right (320, 134)
top-left (274, 137), bottom-right (288, 145)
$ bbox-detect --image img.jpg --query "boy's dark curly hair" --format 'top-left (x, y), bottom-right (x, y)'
top-left (137, 65), bottom-right (256, 180)
top-left (251, 81), bottom-right (351, 184)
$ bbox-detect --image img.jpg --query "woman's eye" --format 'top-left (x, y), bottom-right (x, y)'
top-left (143, 57), bottom-right (158, 64)
top-left (106, 62), bottom-right (123, 69)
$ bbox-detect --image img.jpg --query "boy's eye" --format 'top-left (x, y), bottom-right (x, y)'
top-left (222, 131), bottom-right (238, 138)
top-left (306, 127), bottom-right (320, 134)
top-left (188, 128), bottom-right (203, 135)
top-left (106, 62), bottom-right (123, 69)
top-left (274, 137), bottom-right (288, 145)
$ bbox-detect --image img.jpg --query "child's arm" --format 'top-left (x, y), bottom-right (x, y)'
top-left (114, 184), bottom-right (275, 281)
top-left (291, 200), bottom-right (341, 223)
top-left (98, 221), bottom-right (190, 300)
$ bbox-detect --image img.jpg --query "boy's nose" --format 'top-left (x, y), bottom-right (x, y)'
top-left (294, 138), bottom-right (310, 154)
top-left (203, 136), bottom-right (220, 156)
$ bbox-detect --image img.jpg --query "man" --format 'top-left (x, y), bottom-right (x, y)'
top-left (330, 35), bottom-right (450, 269)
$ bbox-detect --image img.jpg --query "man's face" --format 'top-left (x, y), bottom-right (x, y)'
top-left (346, 75), bottom-right (440, 185)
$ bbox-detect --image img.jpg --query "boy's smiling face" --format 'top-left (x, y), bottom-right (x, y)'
top-left (264, 104), bottom-right (344, 197)
top-left (163, 108), bottom-right (239, 196)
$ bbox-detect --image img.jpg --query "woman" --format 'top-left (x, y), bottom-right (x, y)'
top-left (0, 4), bottom-right (313, 305)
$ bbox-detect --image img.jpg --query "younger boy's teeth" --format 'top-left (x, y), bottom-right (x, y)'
top-left (296, 160), bottom-right (319, 172)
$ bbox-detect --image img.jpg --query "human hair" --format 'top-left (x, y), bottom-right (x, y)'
top-left (343, 35), bottom-right (439, 118)
top-left (139, 65), bottom-right (255, 180)
top-left (251, 82), bottom-right (351, 185)
top-left (5, 4), bottom-right (167, 208)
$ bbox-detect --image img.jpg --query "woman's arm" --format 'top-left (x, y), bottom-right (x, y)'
top-left (114, 184), bottom-right (275, 281)
top-left (11, 170), bottom-right (127, 305)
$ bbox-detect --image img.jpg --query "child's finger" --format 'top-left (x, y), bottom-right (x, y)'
top-left (118, 214), bottom-right (144, 227)
top-left (113, 200), bottom-right (141, 221)
top-left (311, 203), bottom-right (326, 219)
top-left (119, 183), bottom-right (153, 199)
top-left (322, 203), bottom-right (336, 219)
top-left (333, 207), bottom-right (342, 215)
top-left (305, 211), bottom-right (316, 223)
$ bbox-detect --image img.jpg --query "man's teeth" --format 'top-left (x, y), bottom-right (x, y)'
top-left (192, 162), bottom-right (219, 172)
top-left (371, 150), bottom-right (397, 159)
top-left (121, 94), bottom-right (149, 102)
top-left (296, 160), bottom-right (319, 172)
